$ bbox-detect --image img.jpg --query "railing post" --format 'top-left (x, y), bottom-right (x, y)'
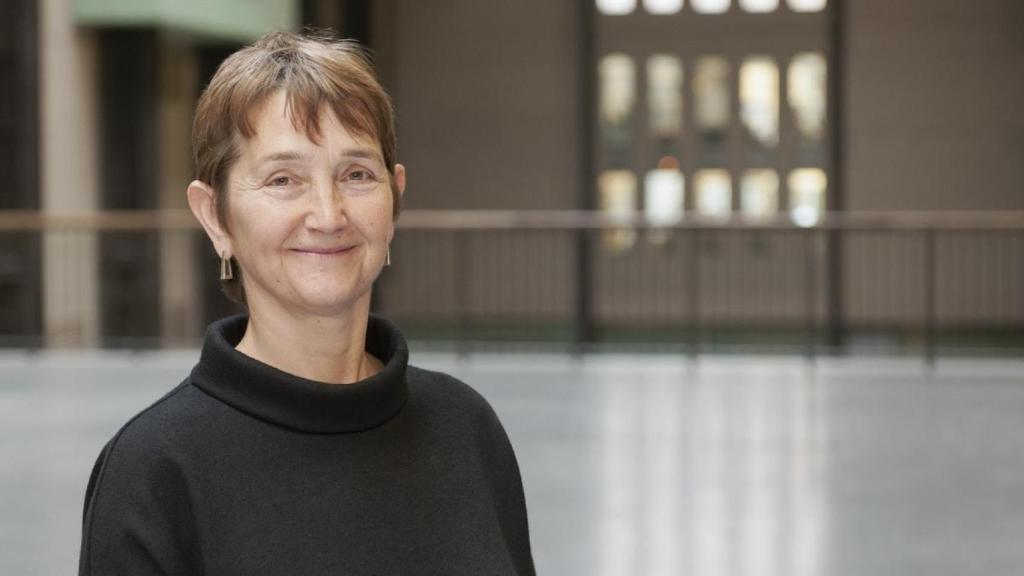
top-left (455, 229), bottom-right (470, 359)
top-left (924, 228), bottom-right (937, 370)
top-left (804, 228), bottom-right (818, 365)
top-left (687, 227), bottom-right (701, 363)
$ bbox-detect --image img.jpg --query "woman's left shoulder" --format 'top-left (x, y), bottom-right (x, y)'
top-left (405, 365), bottom-right (501, 421)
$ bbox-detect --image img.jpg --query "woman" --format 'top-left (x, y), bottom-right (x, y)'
top-left (78, 31), bottom-right (535, 575)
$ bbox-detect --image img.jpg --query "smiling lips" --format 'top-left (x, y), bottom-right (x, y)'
top-left (292, 245), bottom-right (357, 255)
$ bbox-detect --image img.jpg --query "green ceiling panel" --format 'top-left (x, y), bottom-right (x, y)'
top-left (75, 0), bottom-right (298, 42)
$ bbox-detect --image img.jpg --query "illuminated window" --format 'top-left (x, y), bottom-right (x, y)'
top-left (788, 52), bottom-right (827, 142)
top-left (739, 0), bottom-right (778, 12)
top-left (645, 158), bottom-right (685, 226)
top-left (740, 56), bottom-right (779, 149)
top-left (740, 169), bottom-right (779, 219)
top-left (694, 56), bottom-right (730, 163)
top-left (787, 0), bottom-right (826, 12)
top-left (599, 54), bottom-right (636, 169)
top-left (695, 169), bottom-right (732, 218)
top-left (647, 55), bottom-right (683, 157)
top-left (692, 0), bottom-right (730, 13)
top-left (643, 0), bottom-right (683, 14)
top-left (788, 168), bottom-right (826, 227)
top-left (597, 0), bottom-right (637, 15)
top-left (600, 170), bottom-right (639, 251)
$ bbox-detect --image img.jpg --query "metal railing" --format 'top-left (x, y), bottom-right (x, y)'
top-left (1, 209), bottom-right (1022, 360)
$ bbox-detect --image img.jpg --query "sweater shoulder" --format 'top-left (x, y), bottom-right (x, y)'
top-left (82, 379), bottom-right (216, 522)
top-left (406, 364), bottom-right (503, 424)
top-left (92, 378), bottom-right (221, 477)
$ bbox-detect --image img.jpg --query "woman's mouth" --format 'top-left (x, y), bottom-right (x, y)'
top-left (292, 245), bottom-right (356, 256)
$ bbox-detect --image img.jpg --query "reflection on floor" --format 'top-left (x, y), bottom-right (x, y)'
top-left (1, 350), bottom-right (1022, 576)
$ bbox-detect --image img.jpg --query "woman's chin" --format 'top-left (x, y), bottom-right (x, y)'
top-left (291, 285), bottom-right (368, 314)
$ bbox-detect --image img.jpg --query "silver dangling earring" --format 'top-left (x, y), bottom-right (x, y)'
top-left (220, 250), bottom-right (234, 280)
top-left (385, 246), bottom-right (391, 267)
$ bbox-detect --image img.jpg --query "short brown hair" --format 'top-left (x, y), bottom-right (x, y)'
top-left (192, 30), bottom-right (399, 306)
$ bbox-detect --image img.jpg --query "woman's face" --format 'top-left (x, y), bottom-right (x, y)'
top-left (223, 91), bottom-right (404, 316)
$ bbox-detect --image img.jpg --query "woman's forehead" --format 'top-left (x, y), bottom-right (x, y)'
top-left (243, 92), bottom-right (383, 161)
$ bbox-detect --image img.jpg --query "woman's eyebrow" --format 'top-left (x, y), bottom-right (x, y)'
top-left (256, 148), bottom-right (382, 164)
top-left (258, 151), bottom-right (310, 164)
top-left (340, 148), bottom-right (383, 163)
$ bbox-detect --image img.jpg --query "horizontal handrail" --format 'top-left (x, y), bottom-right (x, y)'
top-left (0, 209), bottom-right (1023, 232)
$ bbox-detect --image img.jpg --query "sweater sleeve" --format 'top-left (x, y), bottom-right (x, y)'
top-left (481, 406), bottom-right (537, 576)
top-left (78, 431), bottom-right (202, 575)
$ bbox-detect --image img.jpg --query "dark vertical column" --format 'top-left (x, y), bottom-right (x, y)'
top-left (302, 0), bottom-right (372, 45)
top-left (825, 0), bottom-right (846, 352)
top-left (341, 0), bottom-right (373, 46)
top-left (574, 0), bottom-right (596, 349)
top-left (0, 0), bottom-right (42, 345)
top-left (301, 0), bottom-right (319, 27)
top-left (98, 29), bottom-right (161, 346)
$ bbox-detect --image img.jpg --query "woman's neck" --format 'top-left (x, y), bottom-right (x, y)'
top-left (234, 295), bottom-right (383, 385)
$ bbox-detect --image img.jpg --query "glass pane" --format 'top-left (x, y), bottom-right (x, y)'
top-left (692, 0), bottom-right (730, 13)
top-left (739, 0), bottom-right (778, 12)
top-left (644, 167), bottom-right (685, 226)
top-left (695, 169), bottom-right (732, 218)
top-left (788, 168), bottom-right (827, 227)
top-left (787, 0), bottom-right (826, 12)
top-left (788, 52), bottom-right (827, 142)
top-left (599, 54), bottom-right (636, 169)
top-left (740, 56), bottom-right (779, 149)
top-left (647, 55), bottom-right (683, 157)
top-left (694, 56), bottom-right (730, 164)
top-left (600, 170), bottom-right (638, 251)
top-left (597, 0), bottom-right (638, 15)
top-left (740, 169), bottom-right (779, 219)
top-left (643, 0), bottom-right (683, 14)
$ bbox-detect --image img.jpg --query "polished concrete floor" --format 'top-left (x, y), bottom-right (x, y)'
top-left (1, 349), bottom-right (1022, 576)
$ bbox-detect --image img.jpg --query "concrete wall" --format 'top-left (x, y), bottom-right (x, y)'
top-left (373, 0), bottom-right (583, 325)
top-left (842, 0), bottom-right (1024, 327)
top-left (845, 0), bottom-right (1024, 211)
top-left (374, 0), bottom-right (581, 210)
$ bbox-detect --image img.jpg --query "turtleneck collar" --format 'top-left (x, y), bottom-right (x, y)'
top-left (190, 313), bottom-right (409, 434)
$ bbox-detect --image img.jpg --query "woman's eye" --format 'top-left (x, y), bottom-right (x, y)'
top-left (269, 175), bottom-right (293, 186)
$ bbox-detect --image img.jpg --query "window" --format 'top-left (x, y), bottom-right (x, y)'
top-left (694, 56), bottom-right (730, 164)
top-left (647, 55), bottom-right (683, 158)
top-left (788, 168), bottom-right (826, 227)
top-left (739, 56), bottom-right (779, 149)
top-left (739, 0), bottom-right (778, 12)
top-left (643, 0), bottom-right (683, 14)
top-left (599, 54), bottom-right (636, 169)
top-left (695, 169), bottom-right (732, 218)
top-left (600, 170), bottom-right (639, 251)
top-left (597, 0), bottom-right (637, 15)
top-left (692, 0), bottom-right (731, 14)
top-left (645, 161), bottom-right (685, 226)
top-left (788, 52), bottom-right (827, 143)
top-left (786, 0), bottom-right (826, 12)
top-left (596, 0), bottom-right (831, 240)
top-left (741, 169), bottom-right (779, 219)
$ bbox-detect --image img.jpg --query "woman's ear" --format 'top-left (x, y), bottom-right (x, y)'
top-left (389, 164), bottom-right (407, 244)
top-left (394, 163), bottom-right (406, 200)
top-left (186, 180), bottom-right (232, 256)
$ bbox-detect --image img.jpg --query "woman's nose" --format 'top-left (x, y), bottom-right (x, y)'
top-left (305, 182), bottom-right (348, 232)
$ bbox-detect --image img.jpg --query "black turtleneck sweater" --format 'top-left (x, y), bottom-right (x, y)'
top-left (78, 314), bottom-right (535, 575)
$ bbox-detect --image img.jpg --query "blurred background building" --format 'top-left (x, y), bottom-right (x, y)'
top-left (1, 0), bottom-right (1022, 354)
